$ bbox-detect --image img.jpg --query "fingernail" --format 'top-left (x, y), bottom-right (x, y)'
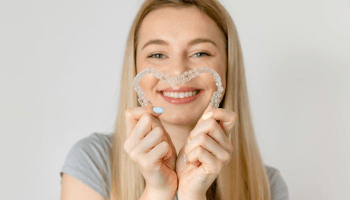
top-left (206, 103), bottom-right (214, 111)
top-left (153, 107), bottom-right (164, 114)
top-left (187, 138), bottom-right (191, 144)
top-left (202, 111), bottom-right (213, 120)
top-left (183, 154), bottom-right (186, 163)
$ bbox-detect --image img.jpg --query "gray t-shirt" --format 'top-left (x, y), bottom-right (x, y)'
top-left (60, 133), bottom-right (289, 200)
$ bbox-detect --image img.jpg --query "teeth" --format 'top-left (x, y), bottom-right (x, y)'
top-left (162, 90), bottom-right (199, 98)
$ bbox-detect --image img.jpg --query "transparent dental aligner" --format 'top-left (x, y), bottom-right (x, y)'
top-left (133, 67), bottom-right (224, 108)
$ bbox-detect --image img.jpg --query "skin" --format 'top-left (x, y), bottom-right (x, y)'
top-left (134, 6), bottom-right (238, 199)
top-left (61, 6), bottom-right (237, 200)
top-left (136, 6), bottom-right (227, 155)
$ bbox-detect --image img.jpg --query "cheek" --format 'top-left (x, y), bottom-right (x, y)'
top-left (135, 52), bottom-right (146, 73)
top-left (202, 75), bottom-right (217, 91)
top-left (139, 75), bottom-right (158, 93)
top-left (205, 57), bottom-right (226, 84)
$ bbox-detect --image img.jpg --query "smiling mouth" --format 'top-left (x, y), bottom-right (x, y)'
top-left (160, 90), bottom-right (200, 98)
top-left (158, 87), bottom-right (203, 104)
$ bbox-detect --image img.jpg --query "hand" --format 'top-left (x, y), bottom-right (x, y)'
top-left (176, 104), bottom-right (238, 197)
top-left (123, 106), bottom-right (178, 194)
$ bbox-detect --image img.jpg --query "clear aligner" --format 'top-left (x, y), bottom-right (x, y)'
top-left (133, 67), bottom-right (224, 108)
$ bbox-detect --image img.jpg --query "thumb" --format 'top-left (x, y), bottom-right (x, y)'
top-left (152, 106), bottom-right (165, 115)
top-left (197, 103), bottom-right (215, 124)
top-left (152, 106), bottom-right (165, 122)
top-left (142, 100), bottom-right (165, 117)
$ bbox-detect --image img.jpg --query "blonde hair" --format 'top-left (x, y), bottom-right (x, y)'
top-left (105, 0), bottom-right (271, 199)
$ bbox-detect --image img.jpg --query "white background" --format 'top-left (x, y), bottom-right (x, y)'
top-left (1, 0), bottom-right (349, 199)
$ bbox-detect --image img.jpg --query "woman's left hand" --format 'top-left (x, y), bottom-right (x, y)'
top-left (176, 104), bottom-right (238, 198)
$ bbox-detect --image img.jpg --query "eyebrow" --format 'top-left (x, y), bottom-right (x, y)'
top-left (141, 38), bottom-right (218, 50)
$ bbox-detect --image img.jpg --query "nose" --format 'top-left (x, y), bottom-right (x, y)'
top-left (163, 56), bottom-right (192, 77)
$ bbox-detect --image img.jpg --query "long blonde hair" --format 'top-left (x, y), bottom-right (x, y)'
top-left (106, 0), bottom-right (271, 199)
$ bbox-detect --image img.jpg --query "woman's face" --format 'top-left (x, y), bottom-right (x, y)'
top-left (136, 6), bottom-right (227, 125)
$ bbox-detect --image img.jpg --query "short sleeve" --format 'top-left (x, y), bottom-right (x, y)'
top-left (60, 133), bottom-right (112, 199)
top-left (174, 190), bottom-right (178, 200)
top-left (266, 165), bottom-right (290, 200)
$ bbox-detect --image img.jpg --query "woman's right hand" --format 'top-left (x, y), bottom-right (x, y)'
top-left (123, 106), bottom-right (178, 194)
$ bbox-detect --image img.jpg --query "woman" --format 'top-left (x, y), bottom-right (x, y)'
top-left (60, 0), bottom-right (289, 199)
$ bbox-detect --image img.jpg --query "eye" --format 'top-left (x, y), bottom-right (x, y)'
top-left (148, 53), bottom-right (165, 59)
top-left (192, 52), bottom-right (211, 58)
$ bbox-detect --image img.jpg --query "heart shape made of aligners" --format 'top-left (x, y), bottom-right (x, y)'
top-left (133, 67), bottom-right (224, 108)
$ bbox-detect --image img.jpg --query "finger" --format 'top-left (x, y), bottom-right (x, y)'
top-left (198, 107), bottom-right (238, 136)
top-left (148, 140), bottom-right (172, 165)
top-left (189, 103), bottom-right (215, 138)
top-left (187, 146), bottom-right (222, 174)
top-left (197, 104), bottom-right (215, 125)
top-left (134, 113), bottom-right (163, 139)
top-left (125, 113), bottom-right (164, 151)
top-left (125, 105), bottom-right (163, 136)
top-left (132, 127), bottom-right (165, 155)
top-left (185, 132), bottom-right (231, 163)
top-left (188, 118), bottom-right (232, 154)
top-left (132, 140), bottom-right (170, 172)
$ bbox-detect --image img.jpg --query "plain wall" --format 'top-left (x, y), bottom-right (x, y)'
top-left (0, 0), bottom-right (349, 199)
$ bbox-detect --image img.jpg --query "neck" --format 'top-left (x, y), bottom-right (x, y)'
top-left (160, 120), bottom-right (196, 156)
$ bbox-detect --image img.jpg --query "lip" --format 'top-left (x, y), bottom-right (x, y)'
top-left (158, 89), bottom-right (203, 105)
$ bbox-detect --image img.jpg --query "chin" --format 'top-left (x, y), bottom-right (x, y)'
top-left (159, 111), bottom-right (201, 126)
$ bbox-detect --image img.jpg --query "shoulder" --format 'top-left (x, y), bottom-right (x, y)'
top-left (60, 132), bottom-right (113, 199)
top-left (264, 165), bottom-right (290, 200)
top-left (63, 132), bottom-right (113, 168)
top-left (74, 132), bottom-right (113, 153)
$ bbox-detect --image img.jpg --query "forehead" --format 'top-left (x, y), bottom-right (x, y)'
top-left (137, 6), bottom-right (225, 48)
